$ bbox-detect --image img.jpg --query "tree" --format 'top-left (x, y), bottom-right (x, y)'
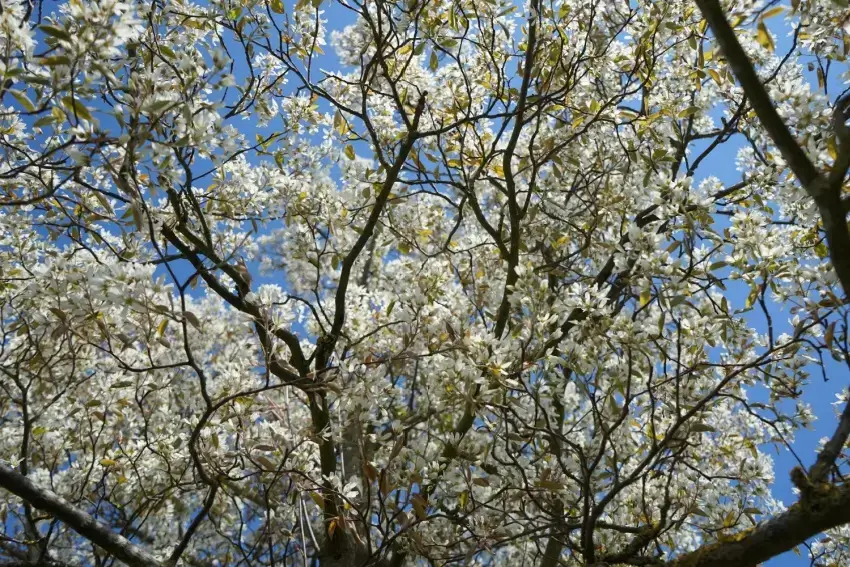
top-left (1, 0), bottom-right (850, 564)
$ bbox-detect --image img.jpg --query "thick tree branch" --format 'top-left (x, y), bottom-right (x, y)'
top-left (657, 4), bottom-right (850, 566)
top-left (666, 482), bottom-right (850, 567)
top-left (0, 464), bottom-right (163, 567)
top-left (695, 0), bottom-right (850, 299)
top-left (492, 0), bottom-right (538, 339)
top-left (694, 0), bottom-right (820, 186)
top-left (159, 225), bottom-right (308, 380)
top-left (828, 92), bottom-right (850, 188)
top-left (809, 391), bottom-right (850, 483)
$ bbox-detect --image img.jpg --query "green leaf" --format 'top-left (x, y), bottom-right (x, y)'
top-left (19, 71), bottom-right (46, 85)
top-left (536, 480), bottom-right (565, 491)
top-left (708, 68), bottom-right (722, 85)
top-left (309, 491), bottom-right (325, 509)
top-left (412, 493), bottom-right (428, 519)
top-left (333, 110), bottom-right (347, 135)
top-left (183, 311), bottom-right (202, 329)
top-left (756, 22), bottom-right (774, 52)
top-left (10, 90), bottom-right (35, 112)
top-left (116, 333), bottom-right (134, 346)
top-left (825, 321), bottom-right (836, 349)
top-left (39, 25), bottom-right (71, 42)
top-left (760, 6), bottom-right (785, 19)
top-left (93, 192), bottom-right (114, 215)
top-left (33, 115), bottom-right (56, 128)
top-left (144, 99), bottom-right (173, 114)
top-left (344, 145), bottom-right (355, 160)
top-left (429, 50), bottom-right (438, 71)
top-left (744, 287), bottom-right (758, 310)
top-left (49, 307), bottom-right (67, 321)
top-left (40, 55), bottom-right (72, 67)
top-left (691, 423), bottom-right (716, 433)
top-left (256, 455), bottom-right (275, 470)
top-left (62, 95), bottom-right (92, 121)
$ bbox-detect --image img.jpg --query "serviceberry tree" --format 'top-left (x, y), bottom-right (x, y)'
top-left (1, 0), bottom-right (850, 565)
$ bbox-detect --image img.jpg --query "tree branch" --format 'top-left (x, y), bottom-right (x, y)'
top-left (694, 0), bottom-right (820, 186)
top-left (167, 484), bottom-right (218, 566)
top-left (809, 390), bottom-right (850, 483)
top-left (666, 482), bottom-right (850, 567)
top-left (0, 464), bottom-right (163, 567)
top-left (695, 0), bottom-right (850, 299)
top-left (322, 91), bottom-right (428, 365)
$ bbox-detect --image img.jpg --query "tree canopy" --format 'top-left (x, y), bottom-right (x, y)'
top-left (1, 0), bottom-right (850, 565)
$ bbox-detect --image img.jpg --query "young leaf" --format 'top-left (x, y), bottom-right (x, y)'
top-left (183, 311), bottom-right (202, 330)
top-left (756, 22), bottom-right (775, 52)
top-left (39, 25), bottom-right (72, 42)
